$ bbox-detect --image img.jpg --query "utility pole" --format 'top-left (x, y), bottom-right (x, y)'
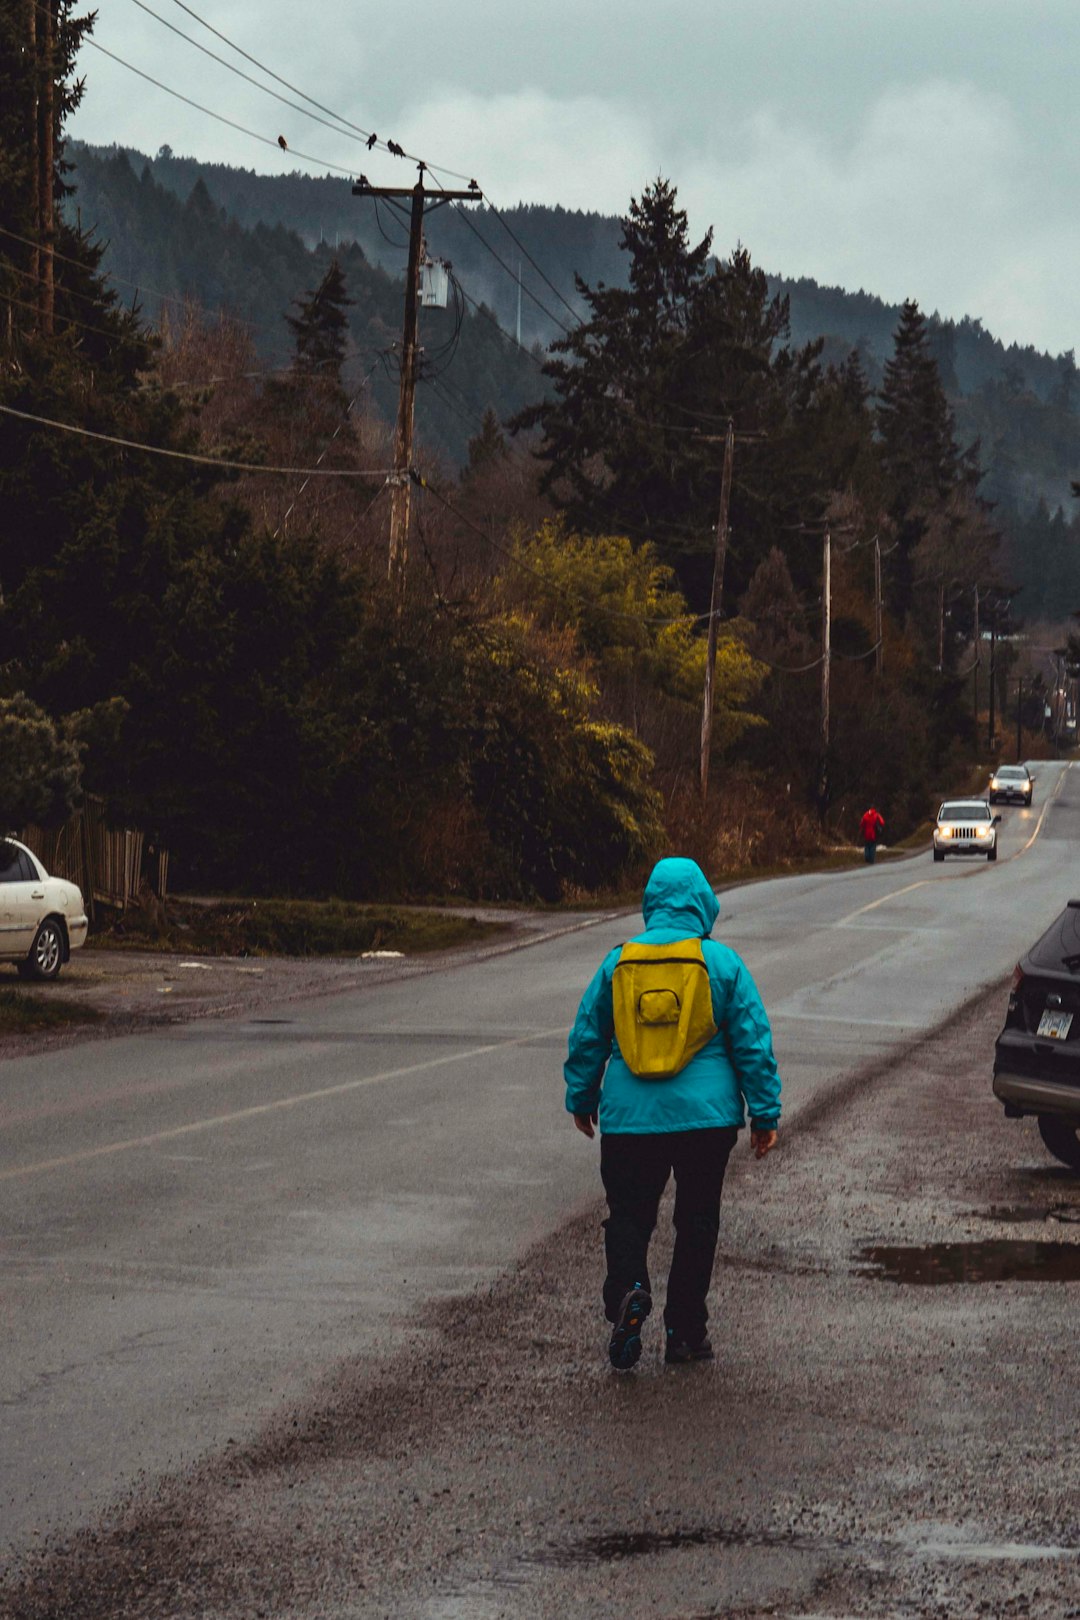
top-left (1016, 677), bottom-right (1024, 763)
top-left (873, 535), bottom-right (883, 677)
top-left (699, 418), bottom-right (735, 800)
top-left (988, 609), bottom-right (997, 751)
top-left (972, 583), bottom-right (980, 743)
top-left (29, 0), bottom-right (57, 334)
top-left (353, 166), bottom-right (481, 588)
top-left (819, 525), bottom-right (832, 815)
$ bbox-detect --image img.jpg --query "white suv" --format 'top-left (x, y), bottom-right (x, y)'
top-left (0, 837), bottom-right (88, 980)
top-left (933, 799), bottom-right (1001, 863)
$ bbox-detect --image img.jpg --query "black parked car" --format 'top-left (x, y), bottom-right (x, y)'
top-left (988, 763), bottom-right (1033, 805)
top-left (994, 901), bottom-right (1080, 1169)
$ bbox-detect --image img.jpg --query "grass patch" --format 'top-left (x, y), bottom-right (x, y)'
top-left (90, 898), bottom-right (507, 959)
top-left (0, 989), bottom-right (103, 1035)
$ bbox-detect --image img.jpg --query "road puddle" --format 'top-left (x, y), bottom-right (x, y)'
top-left (857, 1240), bottom-right (1080, 1284)
top-left (425, 1520), bottom-right (1077, 1613)
top-left (978, 1204), bottom-right (1080, 1225)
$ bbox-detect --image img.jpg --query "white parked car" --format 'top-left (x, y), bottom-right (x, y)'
top-left (0, 837), bottom-right (88, 980)
top-left (932, 799), bottom-right (1001, 863)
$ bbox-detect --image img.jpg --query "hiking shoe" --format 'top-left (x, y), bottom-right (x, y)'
top-left (664, 1330), bottom-right (714, 1365)
top-left (608, 1285), bottom-right (651, 1371)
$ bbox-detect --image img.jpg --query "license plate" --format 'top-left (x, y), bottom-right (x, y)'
top-left (1037, 1010), bottom-right (1073, 1040)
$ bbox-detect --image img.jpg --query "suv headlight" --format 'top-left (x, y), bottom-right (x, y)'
top-left (938, 826), bottom-right (952, 838)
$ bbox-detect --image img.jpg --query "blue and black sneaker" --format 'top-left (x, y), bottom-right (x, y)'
top-left (664, 1329), bottom-right (714, 1365)
top-left (608, 1284), bottom-right (652, 1371)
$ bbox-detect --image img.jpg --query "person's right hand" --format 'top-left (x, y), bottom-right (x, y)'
top-left (751, 1127), bottom-right (777, 1159)
top-left (573, 1111), bottom-right (597, 1139)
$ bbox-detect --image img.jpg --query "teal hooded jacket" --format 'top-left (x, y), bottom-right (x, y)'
top-left (564, 857), bottom-right (782, 1135)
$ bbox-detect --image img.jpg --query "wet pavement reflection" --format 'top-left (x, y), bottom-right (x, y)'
top-left (856, 1240), bottom-right (1080, 1284)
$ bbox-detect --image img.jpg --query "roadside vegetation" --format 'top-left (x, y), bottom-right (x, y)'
top-left (90, 899), bottom-right (505, 958)
top-left (0, 989), bottom-right (102, 1035)
top-left (1, 9), bottom-right (1070, 910)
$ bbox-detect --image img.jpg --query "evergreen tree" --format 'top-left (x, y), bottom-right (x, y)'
top-left (876, 300), bottom-right (963, 613)
top-left (465, 407), bottom-right (509, 475)
top-left (513, 180), bottom-right (835, 606)
top-left (285, 256), bottom-right (353, 388)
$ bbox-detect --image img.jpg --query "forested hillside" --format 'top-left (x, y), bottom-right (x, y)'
top-left (69, 142), bottom-right (1080, 619)
top-left (5, 7), bottom-right (1069, 906)
top-left (65, 145), bottom-right (544, 468)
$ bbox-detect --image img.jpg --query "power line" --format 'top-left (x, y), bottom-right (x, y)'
top-left (0, 403), bottom-right (394, 478)
top-left (167, 0), bottom-right (476, 184)
top-left (437, 192), bottom-right (573, 337)
top-left (128, 0), bottom-right (374, 152)
top-left (483, 198), bottom-right (581, 325)
top-left (0, 222), bottom-right (265, 332)
top-left (412, 470), bottom-right (725, 631)
top-left (0, 286), bottom-right (146, 348)
top-left (274, 352), bottom-right (390, 533)
top-left (83, 37), bottom-right (357, 177)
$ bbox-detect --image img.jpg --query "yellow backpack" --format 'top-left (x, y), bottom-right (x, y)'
top-left (612, 939), bottom-right (718, 1079)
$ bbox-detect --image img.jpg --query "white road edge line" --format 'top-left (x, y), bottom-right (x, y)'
top-left (835, 759), bottom-right (1071, 926)
top-left (0, 1026), bottom-right (567, 1183)
top-left (837, 880), bottom-right (929, 926)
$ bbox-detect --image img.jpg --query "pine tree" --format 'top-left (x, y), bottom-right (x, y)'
top-left (511, 181), bottom-right (836, 606)
top-left (876, 300), bottom-right (964, 614)
top-left (285, 257), bottom-right (353, 387)
top-left (465, 407), bottom-right (508, 475)
top-left (877, 301), bottom-right (959, 504)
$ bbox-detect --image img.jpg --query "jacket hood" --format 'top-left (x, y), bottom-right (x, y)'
top-left (641, 857), bottom-right (719, 937)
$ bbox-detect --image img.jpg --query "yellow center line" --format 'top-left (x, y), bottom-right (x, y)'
top-left (0, 1026), bottom-right (566, 1183)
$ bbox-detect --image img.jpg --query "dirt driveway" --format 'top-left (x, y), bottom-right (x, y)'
top-left (0, 905), bottom-right (622, 1060)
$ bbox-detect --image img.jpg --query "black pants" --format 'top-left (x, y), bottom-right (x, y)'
top-left (864, 841), bottom-right (877, 864)
top-left (599, 1126), bottom-right (739, 1344)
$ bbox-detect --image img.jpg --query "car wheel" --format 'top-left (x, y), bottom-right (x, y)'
top-left (933, 849), bottom-right (945, 862)
top-left (987, 846), bottom-right (997, 861)
top-left (25, 918), bottom-right (65, 982)
top-left (1026, 794), bottom-right (1033, 806)
top-left (1037, 1115), bottom-right (1080, 1171)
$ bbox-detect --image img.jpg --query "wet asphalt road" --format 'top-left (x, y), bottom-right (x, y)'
top-left (2, 763), bottom-right (1079, 1615)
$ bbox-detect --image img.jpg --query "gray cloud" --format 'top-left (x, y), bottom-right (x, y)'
top-left (73, 0), bottom-right (1080, 353)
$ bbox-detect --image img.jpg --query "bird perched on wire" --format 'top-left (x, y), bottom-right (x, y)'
top-left (366, 132), bottom-right (377, 149)
top-left (387, 139), bottom-right (405, 157)
top-left (277, 135), bottom-right (288, 150)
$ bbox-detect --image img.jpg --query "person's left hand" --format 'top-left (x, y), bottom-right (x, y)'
top-left (573, 1111), bottom-right (598, 1139)
top-left (751, 1127), bottom-right (778, 1159)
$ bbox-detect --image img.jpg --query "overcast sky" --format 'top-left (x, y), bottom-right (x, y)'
top-left (74, 0), bottom-right (1080, 355)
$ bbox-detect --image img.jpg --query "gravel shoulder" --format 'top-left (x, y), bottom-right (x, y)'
top-left (0, 905), bottom-right (624, 1062)
top-left (4, 979), bottom-right (1078, 1619)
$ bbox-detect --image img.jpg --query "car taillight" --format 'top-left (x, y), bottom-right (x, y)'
top-left (1011, 962), bottom-right (1024, 993)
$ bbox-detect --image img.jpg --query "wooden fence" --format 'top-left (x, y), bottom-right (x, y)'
top-left (20, 796), bottom-right (169, 919)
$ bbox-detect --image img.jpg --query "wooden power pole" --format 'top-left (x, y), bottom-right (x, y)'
top-left (36, 0), bottom-right (56, 336)
top-left (819, 525), bottom-right (831, 814)
top-left (353, 166), bottom-right (481, 587)
top-left (873, 535), bottom-right (883, 677)
top-left (699, 419), bottom-right (735, 800)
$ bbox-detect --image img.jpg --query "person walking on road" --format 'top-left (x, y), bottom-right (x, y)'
top-left (564, 856), bottom-right (781, 1371)
top-left (860, 805), bottom-right (885, 864)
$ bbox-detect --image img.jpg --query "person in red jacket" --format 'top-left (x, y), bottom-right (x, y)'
top-left (860, 805), bottom-right (885, 864)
